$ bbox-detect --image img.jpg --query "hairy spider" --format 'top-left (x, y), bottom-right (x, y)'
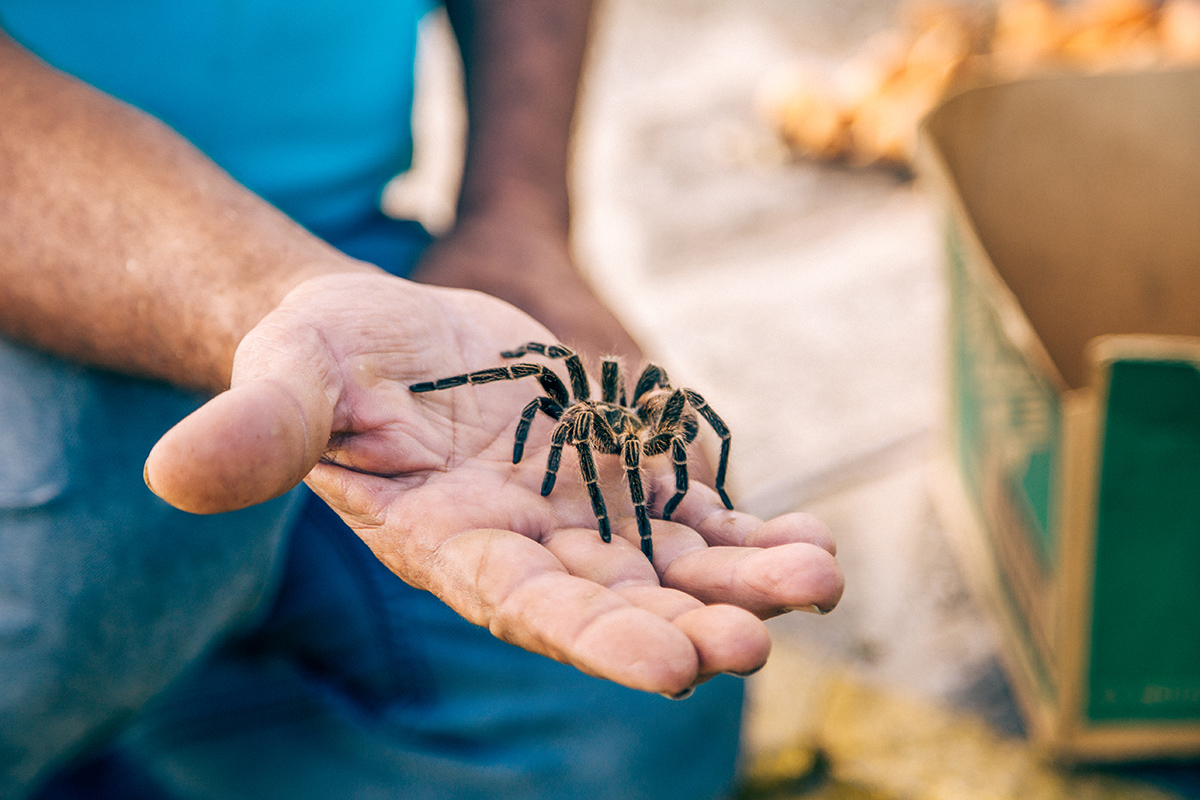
top-left (409, 342), bottom-right (733, 560)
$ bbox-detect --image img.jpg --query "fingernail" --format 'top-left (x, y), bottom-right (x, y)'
top-left (143, 462), bottom-right (154, 493)
top-left (731, 664), bottom-right (765, 678)
top-left (785, 604), bottom-right (830, 615)
top-left (660, 687), bottom-right (695, 701)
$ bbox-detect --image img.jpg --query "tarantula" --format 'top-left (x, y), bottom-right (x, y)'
top-left (409, 342), bottom-right (733, 560)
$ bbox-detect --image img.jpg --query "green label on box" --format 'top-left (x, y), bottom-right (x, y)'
top-left (1089, 360), bottom-right (1200, 722)
top-left (946, 223), bottom-right (1060, 689)
top-left (947, 224), bottom-right (1060, 569)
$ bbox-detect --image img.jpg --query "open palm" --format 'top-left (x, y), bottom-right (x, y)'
top-left (145, 272), bottom-right (843, 695)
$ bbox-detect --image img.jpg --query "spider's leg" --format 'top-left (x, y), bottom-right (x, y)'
top-left (408, 371), bottom-right (480, 392)
top-left (409, 362), bottom-right (569, 407)
top-left (506, 363), bottom-right (570, 406)
top-left (502, 342), bottom-right (590, 402)
top-left (541, 410), bottom-right (576, 496)
top-left (643, 390), bottom-right (704, 517)
top-left (589, 405), bottom-right (621, 455)
top-left (558, 350), bottom-right (590, 402)
top-left (661, 437), bottom-right (690, 521)
top-left (513, 396), bottom-right (563, 464)
top-left (600, 359), bottom-right (624, 405)
top-left (621, 436), bottom-right (653, 560)
top-left (500, 342), bottom-right (550, 358)
top-left (683, 389), bottom-right (734, 510)
top-left (572, 412), bottom-right (612, 543)
top-left (632, 363), bottom-right (671, 404)
top-left (643, 389), bottom-right (688, 450)
top-left (682, 414), bottom-right (700, 443)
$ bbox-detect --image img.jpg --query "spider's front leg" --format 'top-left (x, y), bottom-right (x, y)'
top-left (644, 390), bottom-right (693, 520)
top-left (541, 410), bottom-right (575, 498)
top-left (662, 439), bottom-right (691, 521)
top-left (620, 435), bottom-right (654, 559)
top-left (641, 433), bottom-right (691, 521)
top-left (546, 410), bottom-right (613, 543)
top-left (683, 389), bottom-right (734, 510)
top-left (502, 342), bottom-right (590, 402)
top-left (410, 361), bottom-right (570, 406)
top-left (632, 363), bottom-right (672, 405)
top-left (512, 396), bottom-right (563, 463)
top-left (600, 359), bottom-right (626, 406)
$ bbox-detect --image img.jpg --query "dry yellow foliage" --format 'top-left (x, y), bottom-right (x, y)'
top-left (763, 0), bottom-right (1200, 169)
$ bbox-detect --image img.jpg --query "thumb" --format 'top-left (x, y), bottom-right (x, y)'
top-left (144, 377), bottom-right (334, 514)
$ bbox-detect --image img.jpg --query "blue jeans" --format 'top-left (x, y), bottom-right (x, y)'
top-left (4, 213), bottom-right (745, 800)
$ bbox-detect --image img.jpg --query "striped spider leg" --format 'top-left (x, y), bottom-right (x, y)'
top-left (542, 405), bottom-right (614, 542)
top-left (502, 341), bottom-right (628, 406)
top-left (599, 358), bottom-right (627, 405)
top-left (409, 358), bottom-right (573, 464)
top-left (641, 389), bottom-right (699, 521)
top-left (680, 388), bottom-right (733, 510)
top-left (632, 365), bottom-right (734, 518)
top-left (501, 342), bottom-right (590, 402)
top-left (617, 427), bottom-right (655, 558)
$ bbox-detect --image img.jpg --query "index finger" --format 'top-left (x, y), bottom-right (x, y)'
top-left (372, 524), bottom-right (707, 696)
top-left (541, 526), bottom-right (772, 679)
top-left (631, 513), bottom-right (844, 617)
top-left (664, 481), bottom-right (837, 554)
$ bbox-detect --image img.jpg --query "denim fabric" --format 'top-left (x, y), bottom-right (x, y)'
top-left (0, 340), bottom-right (301, 797)
top-left (109, 496), bottom-right (745, 800)
top-left (12, 212), bottom-right (746, 800)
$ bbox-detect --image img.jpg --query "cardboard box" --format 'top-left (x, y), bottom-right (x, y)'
top-left (918, 68), bottom-right (1200, 761)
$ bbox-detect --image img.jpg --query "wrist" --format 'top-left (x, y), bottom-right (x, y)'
top-left (416, 207), bottom-right (571, 295)
top-left (205, 254), bottom-right (384, 394)
top-left (411, 217), bottom-right (642, 365)
top-left (455, 175), bottom-right (572, 238)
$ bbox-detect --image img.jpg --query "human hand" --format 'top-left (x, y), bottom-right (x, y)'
top-left (145, 272), bottom-right (843, 696)
top-left (411, 208), bottom-right (645, 367)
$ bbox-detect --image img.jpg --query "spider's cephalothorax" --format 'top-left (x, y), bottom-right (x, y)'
top-left (409, 342), bottom-right (733, 560)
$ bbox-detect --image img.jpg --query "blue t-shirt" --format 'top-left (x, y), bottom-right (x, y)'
top-left (0, 1), bottom-right (428, 240)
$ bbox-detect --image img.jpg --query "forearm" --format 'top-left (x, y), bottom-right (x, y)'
top-left (421, 0), bottom-right (641, 363)
top-left (444, 0), bottom-right (590, 231)
top-left (0, 31), bottom-right (377, 394)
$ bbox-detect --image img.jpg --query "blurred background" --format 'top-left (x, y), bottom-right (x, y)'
top-left (388, 1), bottom-right (1200, 797)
